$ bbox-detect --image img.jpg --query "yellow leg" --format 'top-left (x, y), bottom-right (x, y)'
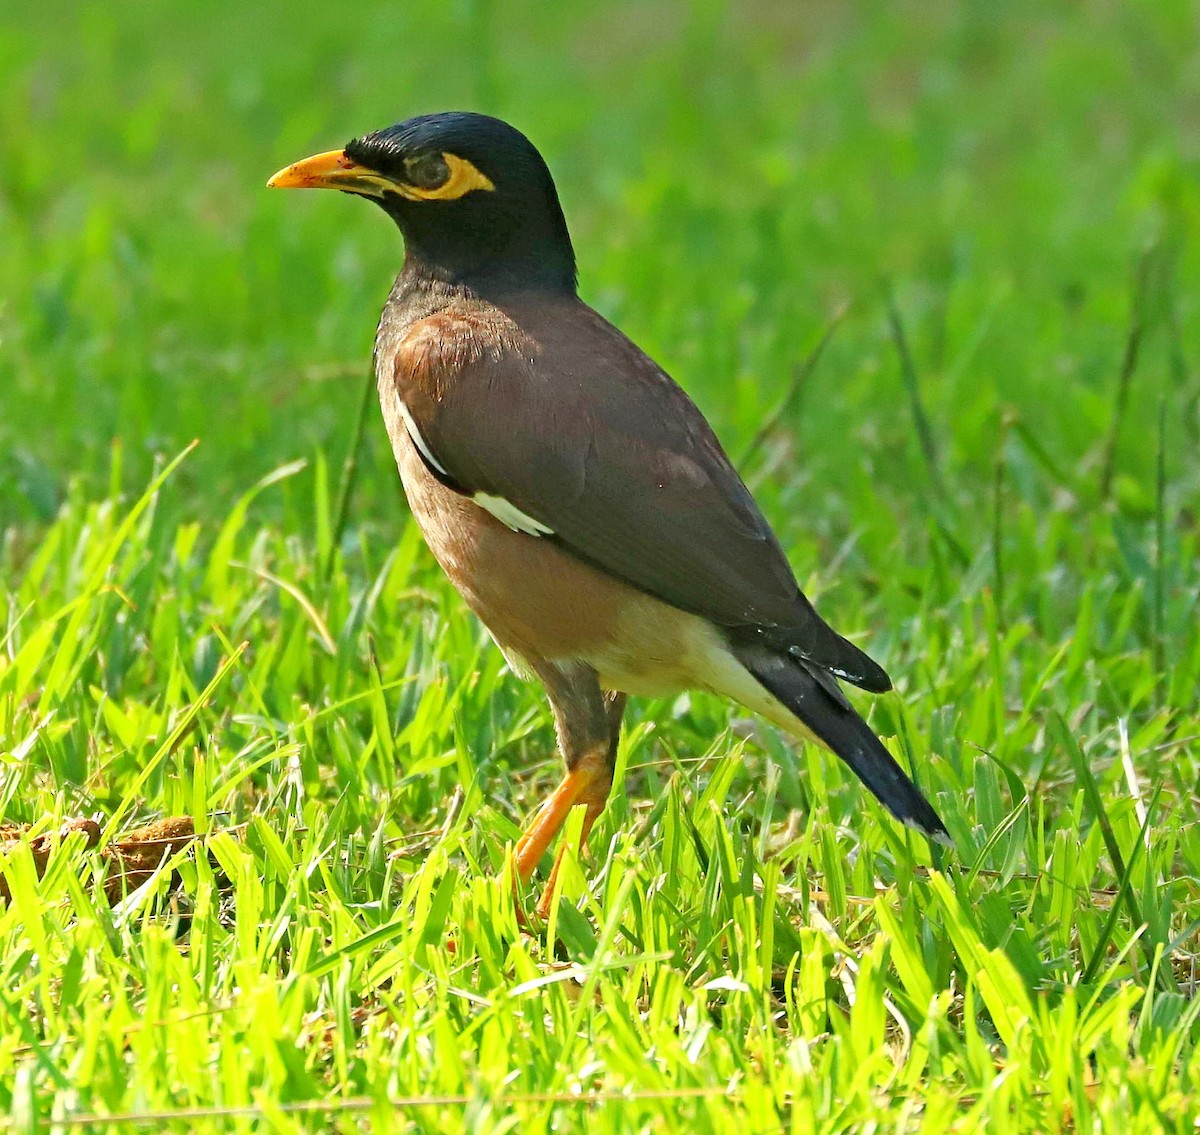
top-left (513, 752), bottom-right (612, 918)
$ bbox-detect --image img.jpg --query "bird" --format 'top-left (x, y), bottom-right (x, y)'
top-left (268, 112), bottom-right (949, 916)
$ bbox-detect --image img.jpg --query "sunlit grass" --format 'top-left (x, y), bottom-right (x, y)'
top-left (1, 1), bottom-right (1198, 1130)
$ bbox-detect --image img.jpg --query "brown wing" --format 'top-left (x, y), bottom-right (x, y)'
top-left (390, 297), bottom-right (890, 691)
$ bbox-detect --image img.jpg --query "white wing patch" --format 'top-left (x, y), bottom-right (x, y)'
top-left (394, 392), bottom-right (552, 537)
top-left (396, 394), bottom-right (450, 478)
top-left (473, 493), bottom-right (554, 537)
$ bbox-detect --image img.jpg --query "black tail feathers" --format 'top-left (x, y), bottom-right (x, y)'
top-left (735, 645), bottom-right (950, 844)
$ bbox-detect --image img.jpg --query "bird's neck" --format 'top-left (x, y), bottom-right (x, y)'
top-left (384, 195), bottom-right (577, 298)
top-left (399, 240), bottom-right (576, 297)
top-left (382, 269), bottom-right (469, 326)
top-left (395, 251), bottom-right (575, 305)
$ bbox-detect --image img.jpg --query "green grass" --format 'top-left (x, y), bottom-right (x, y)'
top-left (2, 0), bottom-right (1199, 1130)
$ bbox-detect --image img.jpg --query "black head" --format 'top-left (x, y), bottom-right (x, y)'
top-left (269, 112), bottom-right (576, 294)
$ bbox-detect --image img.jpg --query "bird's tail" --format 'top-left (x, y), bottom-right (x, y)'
top-left (734, 644), bottom-right (950, 843)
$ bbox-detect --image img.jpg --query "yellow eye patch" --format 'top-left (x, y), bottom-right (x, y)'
top-left (397, 153), bottom-right (495, 201)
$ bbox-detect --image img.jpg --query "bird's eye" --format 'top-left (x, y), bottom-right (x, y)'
top-left (403, 153), bottom-right (450, 189)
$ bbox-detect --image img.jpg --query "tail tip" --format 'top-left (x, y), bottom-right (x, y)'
top-left (902, 810), bottom-right (953, 848)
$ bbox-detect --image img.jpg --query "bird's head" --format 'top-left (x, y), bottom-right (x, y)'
top-left (268, 111), bottom-right (576, 294)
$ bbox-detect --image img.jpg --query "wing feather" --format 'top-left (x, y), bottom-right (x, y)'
top-left (391, 298), bottom-right (890, 692)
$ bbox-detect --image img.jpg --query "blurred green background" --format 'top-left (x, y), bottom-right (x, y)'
top-left (3, 0), bottom-right (1196, 533)
top-left (2, 4), bottom-right (1199, 1127)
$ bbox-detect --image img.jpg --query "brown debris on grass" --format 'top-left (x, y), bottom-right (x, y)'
top-left (0, 815), bottom-right (197, 904)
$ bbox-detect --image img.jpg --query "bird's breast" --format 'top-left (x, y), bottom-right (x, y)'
top-left (379, 387), bottom-right (611, 656)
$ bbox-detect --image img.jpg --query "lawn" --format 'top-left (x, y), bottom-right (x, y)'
top-left (1, 1), bottom-right (1198, 1130)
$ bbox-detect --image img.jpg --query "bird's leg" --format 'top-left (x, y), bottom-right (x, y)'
top-left (603, 690), bottom-right (627, 748)
top-left (534, 690), bottom-right (627, 916)
top-left (512, 663), bottom-right (625, 917)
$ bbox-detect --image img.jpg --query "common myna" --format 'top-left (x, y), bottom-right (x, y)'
top-left (269, 112), bottom-right (948, 915)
